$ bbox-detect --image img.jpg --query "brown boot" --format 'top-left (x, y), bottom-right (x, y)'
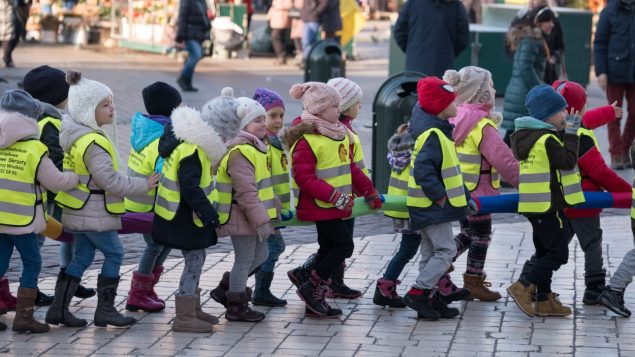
top-left (173, 294), bottom-right (213, 333)
top-left (535, 292), bottom-right (572, 317)
top-left (507, 280), bottom-right (536, 317)
top-left (463, 273), bottom-right (502, 301)
top-left (12, 287), bottom-right (49, 333)
top-left (195, 288), bottom-right (219, 325)
top-left (225, 291), bottom-right (265, 322)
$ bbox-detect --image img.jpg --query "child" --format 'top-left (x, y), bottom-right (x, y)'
top-left (252, 87), bottom-right (288, 307)
top-left (215, 96), bottom-right (279, 322)
top-left (507, 84), bottom-right (583, 317)
top-left (23, 65), bottom-right (95, 305)
top-left (0, 90), bottom-right (78, 333)
top-left (599, 144), bottom-right (635, 317)
top-left (125, 82), bottom-right (182, 313)
top-left (442, 66), bottom-right (520, 301)
top-left (283, 82), bottom-right (381, 317)
top-left (153, 90), bottom-right (238, 332)
top-left (46, 71), bottom-right (160, 328)
top-left (403, 77), bottom-right (475, 321)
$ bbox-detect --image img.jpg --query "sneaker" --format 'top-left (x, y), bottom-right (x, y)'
top-left (297, 271), bottom-right (332, 316)
top-left (535, 292), bottom-right (572, 317)
top-left (599, 286), bottom-right (632, 317)
top-left (507, 280), bottom-right (536, 317)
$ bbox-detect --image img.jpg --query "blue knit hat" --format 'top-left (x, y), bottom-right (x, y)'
top-left (525, 85), bottom-right (567, 121)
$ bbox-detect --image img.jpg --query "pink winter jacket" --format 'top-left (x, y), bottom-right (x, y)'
top-left (451, 103), bottom-right (520, 198)
top-left (217, 131), bottom-right (281, 238)
top-left (0, 111), bottom-right (78, 235)
top-left (268, 0), bottom-right (293, 29)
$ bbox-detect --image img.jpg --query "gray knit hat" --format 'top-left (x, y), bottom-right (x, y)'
top-left (201, 87), bottom-right (246, 141)
top-left (0, 89), bottom-right (42, 119)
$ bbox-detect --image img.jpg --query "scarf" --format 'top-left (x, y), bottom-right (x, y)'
top-left (301, 110), bottom-right (349, 141)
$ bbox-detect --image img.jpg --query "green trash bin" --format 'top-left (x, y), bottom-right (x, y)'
top-left (372, 71), bottom-right (425, 193)
top-left (304, 40), bottom-right (346, 82)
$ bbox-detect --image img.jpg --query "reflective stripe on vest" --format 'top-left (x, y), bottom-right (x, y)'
top-left (37, 116), bottom-right (62, 138)
top-left (407, 128), bottom-right (468, 208)
top-left (384, 168), bottom-right (409, 219)
top-left (124, 138), bottom-right (160, 212)
top-left (352, 132), bottom-right (369, 177)
top-left (456, 118), bottom-right (500, 191)
top-left (631, 184), bottom-right (635, 220)
top-left (518, 133), bottom-right (585, 213)
top-left (291, 133), bottom-right (352, 209)
top-left (154, 142), bottom-right (213, 227)
top-left (0, 140), bottom-right (49, 226)
top-left (215, 144), bottom-right (278, 225)
top-left (268, 143), bottom-right (291, 210)
top-left (55, 132), bottom-right (125, 214)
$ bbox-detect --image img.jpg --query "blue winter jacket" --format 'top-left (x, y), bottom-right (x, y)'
top-left (407, 105), bottom-right (469, 231)
top-left (130, 112), bottom-right (171, 173)
top-left (594, 0), bottom-right (635, 84)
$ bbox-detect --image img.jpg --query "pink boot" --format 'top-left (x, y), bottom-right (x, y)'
top-left (0, 278), bottom-right (16, 311)
top-left (125, 271), bottom-right (165, 313)
top-left (437, 273), bottom-right (469, 303)
top-left (148, 265), bottom-right (165, 305)
top-left (373, 278), bottom-right (406, 308)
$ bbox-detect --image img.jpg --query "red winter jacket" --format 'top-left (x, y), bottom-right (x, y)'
top-left (284, 121), bottom-right (375, 221)
top-left (565, 106), bottom-right (632, 219)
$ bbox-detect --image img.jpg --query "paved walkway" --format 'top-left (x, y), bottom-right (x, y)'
top-left (1, 216), bottom-right (635, 356)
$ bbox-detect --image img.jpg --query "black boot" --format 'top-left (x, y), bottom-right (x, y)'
top-left (94, 275), bottom-right (136, 327)
top-left (583, 271), bottom-right (606, 305)
top-left (431, 291), bottom-right (460, 319)
top-left (297, 270), bottom-right (332, 316)
top-left (61, 268), bottom-right (95, 299)
top-left (177, 76), bottom-right (198, 92)
top-left (330, 263), bottom-right (362, 299)
top-left (253, 271), bottom-right (287, 307)
top-left (45, 273), bottom-right (87, 327)
top-left (287, 254), bottom-right (317, 288)
top-left (304, 306), bottom-right (342, 318)
top-left (403, 288), bottom-right (441, 321)
top-left (34, 289), bottom-right (53, 307)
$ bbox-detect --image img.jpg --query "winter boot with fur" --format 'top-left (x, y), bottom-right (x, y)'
top-left (126, 271), bottom-right (165, 312)
top-left (149, 265), bottom-right (165, 305)
top-left (173, 294), bottom-right (213, 332)
top-left (12, 287), bottom-right (49, 333)
top-left (0, 277), bottom-right (16, 311)
top-left (210, 271), bottom-right (230, 307)
top-left (403, 287), bottom-right (441, 321)
top-left (463, 273), bottom-right (501, 301)
top-left (373, 278), bottom-right (406, 308)
top-left (330, 263), bottom-right (362, 299)
top-left (45, 273), bottom-right (87, 327)
top-left (94, 275), bottom-right (136, 327)
top-left (437, 273), bottom-right (470, 303)
top-left (297, 270), bottom-right (333, 316)
top-left (195, 288), bottom-right (218, 325)
top-left (253, 271), bottom-right (287, 307)
top-left (225, 291), bottom-right (265, 322)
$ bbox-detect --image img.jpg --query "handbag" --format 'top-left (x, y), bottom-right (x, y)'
top-left (288, 7), bottom-right (301, 19)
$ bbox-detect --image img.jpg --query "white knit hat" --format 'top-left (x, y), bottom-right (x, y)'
top-left (235, 97), bottom-right (266, 129)
top-left (327, 77), bottom-right (363, 112)
top-left (66, 71), bottom-right (113, 130)
top-left (443, 66), bottom-right (495, 107)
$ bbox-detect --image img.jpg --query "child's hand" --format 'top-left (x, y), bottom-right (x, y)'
top-left (612, 101), bottom-right (624, 119)
top-left (147, 172), bottom-right (161, 189)
top-left (564, 110), bottom-right (582, 134)
top-left (364, 189), bottom-right (383, 210)
top-left (467, 199), bottom-right (479, 216)
top-left (256, 223), bottom-right (274, 242)
top-left (435, 196), bottom-right (447, 207)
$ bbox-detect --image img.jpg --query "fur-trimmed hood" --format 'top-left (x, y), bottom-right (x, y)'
top-left (170, 106), bottom-right (227, 162)
top-left (281, 121), bottom-right (316, 150)
top-left (0, 111), bottom-right (39, 149)
top-left (507, 25), bottom-right (543, 50)
top-left (387, 130), bottom-right (415, 153)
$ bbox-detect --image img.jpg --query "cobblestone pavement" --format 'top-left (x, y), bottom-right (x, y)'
top-left (1, 216), bottom-right (635, 356)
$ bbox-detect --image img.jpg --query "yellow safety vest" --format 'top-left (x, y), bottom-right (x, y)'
top-left (0, 140), bottom-right (49, 226)
top-left (352, 132), bottom-right (369, 177)
top-left (268, 143), bottom-right (291, 210)
top-left (384, 168), bottom-right (409, 219)
top-left (124, 138), bottom-right (160, 213)
top-left (291, 133), bottom-right (352, 209)
top-left (631, 182), bottom-right (635, 220)
top-left (518, 133), bottom-right (585, 213)
top-left (37, 116), bottom-right (62, 138)
top-left (154, 142), bottom-right (213, 227)
top-left (55, 132), bottom-right (125, 214)
top-left (456, 118), bottom-right (500, 191)
top-left (215, 144), bottom-right (278, 225)
top-left (407, 128), bottom-right (468, 208)
top-left (578, 127), bottom-right (600, 150)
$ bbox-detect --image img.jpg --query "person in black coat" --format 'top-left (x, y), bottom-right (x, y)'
top-left (393, 0), bottom-right (469, 78)
top-left (175, 0), bottom-right (211, 92)
top-left (300, 0), bottom-right (341, 59)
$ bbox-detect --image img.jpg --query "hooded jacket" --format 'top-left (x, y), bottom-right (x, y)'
top-left (59, 117), bottom-right (150, 232)
top-left (510, 117), bottom-right (579, 215)
top-left (408, 105), bottom-right (470, 230)
top-left (129, 112), bottom-right (171, 174)
top-left (152, 107), bottom-right (226, 250)
top-left (0, 111), bottom-right (78, 235)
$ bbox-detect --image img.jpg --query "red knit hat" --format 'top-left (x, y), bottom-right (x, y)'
top-left (417, 76), bottom-right (457, 115)
top-left (552, 80), bottom-right (587, 113)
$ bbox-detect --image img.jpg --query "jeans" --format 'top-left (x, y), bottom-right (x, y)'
top-left (65, 230), bottom-right (124, 279)
top-left (606, 83), bottom-right (635, 158)
top-left (0, 233), bottom-right (42, 288)
top-left (260, 231), bottom-right (286, 273)
top-left (383, 233), bottom-right (422, 281)
top-left (179, 249), bottom-right (206, 296)
top-left (180, 39), bottom-right (204, 82)
top-left (137, 233), bottom-right (171, 274)
top-left (413, 222), bottom-right (456, 290)
top-left (314, 219), bottom-right (355, 280)
top-left (302, 21), bottom-right (320, 59)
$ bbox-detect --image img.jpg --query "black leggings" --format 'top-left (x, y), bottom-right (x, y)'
top-left (314, 219), bottom-right (355, 280)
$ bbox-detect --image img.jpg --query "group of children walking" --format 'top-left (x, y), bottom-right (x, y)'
top-left (0, 63), bottom-right (634, 334)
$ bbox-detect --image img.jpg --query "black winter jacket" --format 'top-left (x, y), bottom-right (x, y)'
top-left (152, 125), bottom-right (219, 250)
top-left (176, 0), bottom-right (212, 43)
top-left (594, 0), bottom-right (635, 84)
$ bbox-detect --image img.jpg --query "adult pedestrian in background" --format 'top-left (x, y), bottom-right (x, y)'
top-left (4, 0), bottom-right (30, 68)
top-left (0, 0), bottom-right (14, 68)
top-left (393, 0), bottom-right (469, 78)
top-left (268, 0), bottom-right (293, 65)
top-left (175, 0), bottom-right (211, 92)
top-left (593, 0), bottom-right (635, 170)
top-left (300, 0), bottom-right (341, 61)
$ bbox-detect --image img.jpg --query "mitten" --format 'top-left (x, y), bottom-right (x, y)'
top-left (329, 190), bottom-right (354, 211)
top-left (364, 189), bottom-right (383, 209)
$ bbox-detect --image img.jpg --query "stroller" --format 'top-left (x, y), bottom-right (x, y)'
top-left (212, 16), bottom-right (244, 58)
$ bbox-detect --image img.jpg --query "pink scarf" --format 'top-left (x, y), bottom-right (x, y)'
top-left (301, 111), bottom-right (350, 141)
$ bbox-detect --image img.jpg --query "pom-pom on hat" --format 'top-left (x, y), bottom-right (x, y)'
top-left (326, 77), bottom-right (363, 112)
top-left (66, 70), bottom-right (113, 129)
top-left (289, 82), bottom-right (341, 119)
top-left (552, 80), bottom-right (586, 113)
top-left (23, 65), bottom-right (69, 106)
top-left (443, 66), bottom-right (495, 106)
top-left (0, 89), bottom-right (42, 119)
top-left (416, 76), bottom-right (458, 115)
top-left (253, 88), bottom-right (285, 112)
top-left (525, 84), bottom-right (567, 121)
top-left (142, 81), bottom-right (182, 117)
top-left (201, 87), bottom-right (245, 141)
top-left (236, 97), bottom-right (267, 129)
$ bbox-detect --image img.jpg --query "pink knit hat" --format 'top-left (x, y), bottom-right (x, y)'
top-left (289, 82), bottom-right (341, 118)
top-left (327, 77), bottom-right (362, 112)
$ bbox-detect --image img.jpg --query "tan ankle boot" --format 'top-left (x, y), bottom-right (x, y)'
top-left (507, 281), bottom-right (536, 317)
top-left (535, 292), bottom-right (572, 317)
top-left (195, 288), bottom-right (219, 325)
top-left (463, 273), bottom-right (502, 301)
top-left (173, 294), bottom-right (213, 333)
top-left (12, 287), bottom-right (49, 333)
